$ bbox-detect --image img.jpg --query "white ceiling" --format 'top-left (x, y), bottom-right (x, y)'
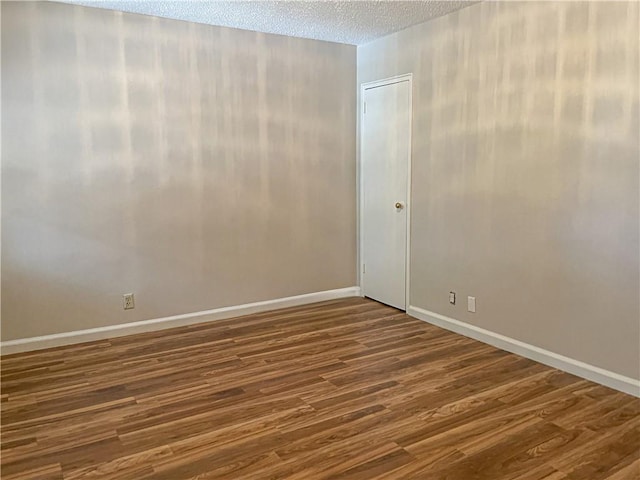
top-left (60, 1), bottom-right (476, 45)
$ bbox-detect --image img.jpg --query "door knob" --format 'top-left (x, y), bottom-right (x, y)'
top-left (395, 202), bottom-right (404, 209)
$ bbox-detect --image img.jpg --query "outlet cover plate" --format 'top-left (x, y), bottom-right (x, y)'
top-left (123, 293), bottom-right (135, 310)
top-left (467, 296), bottom-right (476, 313)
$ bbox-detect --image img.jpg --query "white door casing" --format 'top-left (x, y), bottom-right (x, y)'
top-left (360, 75), bottom-right (412, 310)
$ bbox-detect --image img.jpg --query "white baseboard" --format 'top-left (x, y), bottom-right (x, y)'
top-left (408, 305), bottom-right (640, 398)
top-left (0, 287), bottom-right (361, 355)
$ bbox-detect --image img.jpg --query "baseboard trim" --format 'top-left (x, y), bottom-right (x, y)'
top-left (0, 287), bottom-right (361, 355)
top-left (407, 305), bottom-right (640, 397)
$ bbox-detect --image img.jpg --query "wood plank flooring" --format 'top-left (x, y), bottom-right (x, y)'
top-left (1, 297), bottom-right (639, 479)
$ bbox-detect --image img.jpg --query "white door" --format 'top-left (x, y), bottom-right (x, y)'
top-left (361, 79), bottom-right (411, 310)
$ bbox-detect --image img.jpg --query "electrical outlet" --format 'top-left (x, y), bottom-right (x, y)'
top-left (123, 293), bottom-right (135, 310)
top-left (449, 291), bottom-right (456, 305)
top-left (468, 296), bottom-right (476, 313)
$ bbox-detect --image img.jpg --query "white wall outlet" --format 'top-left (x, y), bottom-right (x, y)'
top-left (449, 291), bottom-right (456, 305)
top-left (468, 296), bottom-right (476, 313)
top-left (123, 293), bottom-right (135, 310)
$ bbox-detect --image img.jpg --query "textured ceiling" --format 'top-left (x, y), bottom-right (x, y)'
top-left (60, 1), bottom-right (475, 45)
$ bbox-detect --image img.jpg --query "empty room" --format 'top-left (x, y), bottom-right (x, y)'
top-left (1, 0), bottom-right (639, 478)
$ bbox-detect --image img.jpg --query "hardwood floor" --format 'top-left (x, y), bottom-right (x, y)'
top-left (1, 297), bottom-right (638, 479)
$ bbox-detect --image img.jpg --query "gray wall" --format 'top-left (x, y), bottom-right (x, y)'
top-left (1, 1), bottom-right (356, 340)
top-left (358, 1), bottom-right (640, 379)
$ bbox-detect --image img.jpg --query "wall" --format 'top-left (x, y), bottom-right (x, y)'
top-left (1, 1), bottom-right (356, 340)
top-left (358, 1), bottom-right (639, 379)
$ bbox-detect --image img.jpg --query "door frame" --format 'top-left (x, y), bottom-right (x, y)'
top-left (358, 73), bottom-right (413, 310)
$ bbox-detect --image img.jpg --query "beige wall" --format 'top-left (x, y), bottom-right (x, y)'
top-left (1, 1), bottom-right (356, 340)
top-left (358, 1), bottom-right (640, 379)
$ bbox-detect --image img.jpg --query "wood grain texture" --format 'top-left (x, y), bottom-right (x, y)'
top-left (1, 298), bottom-right (639, 479)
